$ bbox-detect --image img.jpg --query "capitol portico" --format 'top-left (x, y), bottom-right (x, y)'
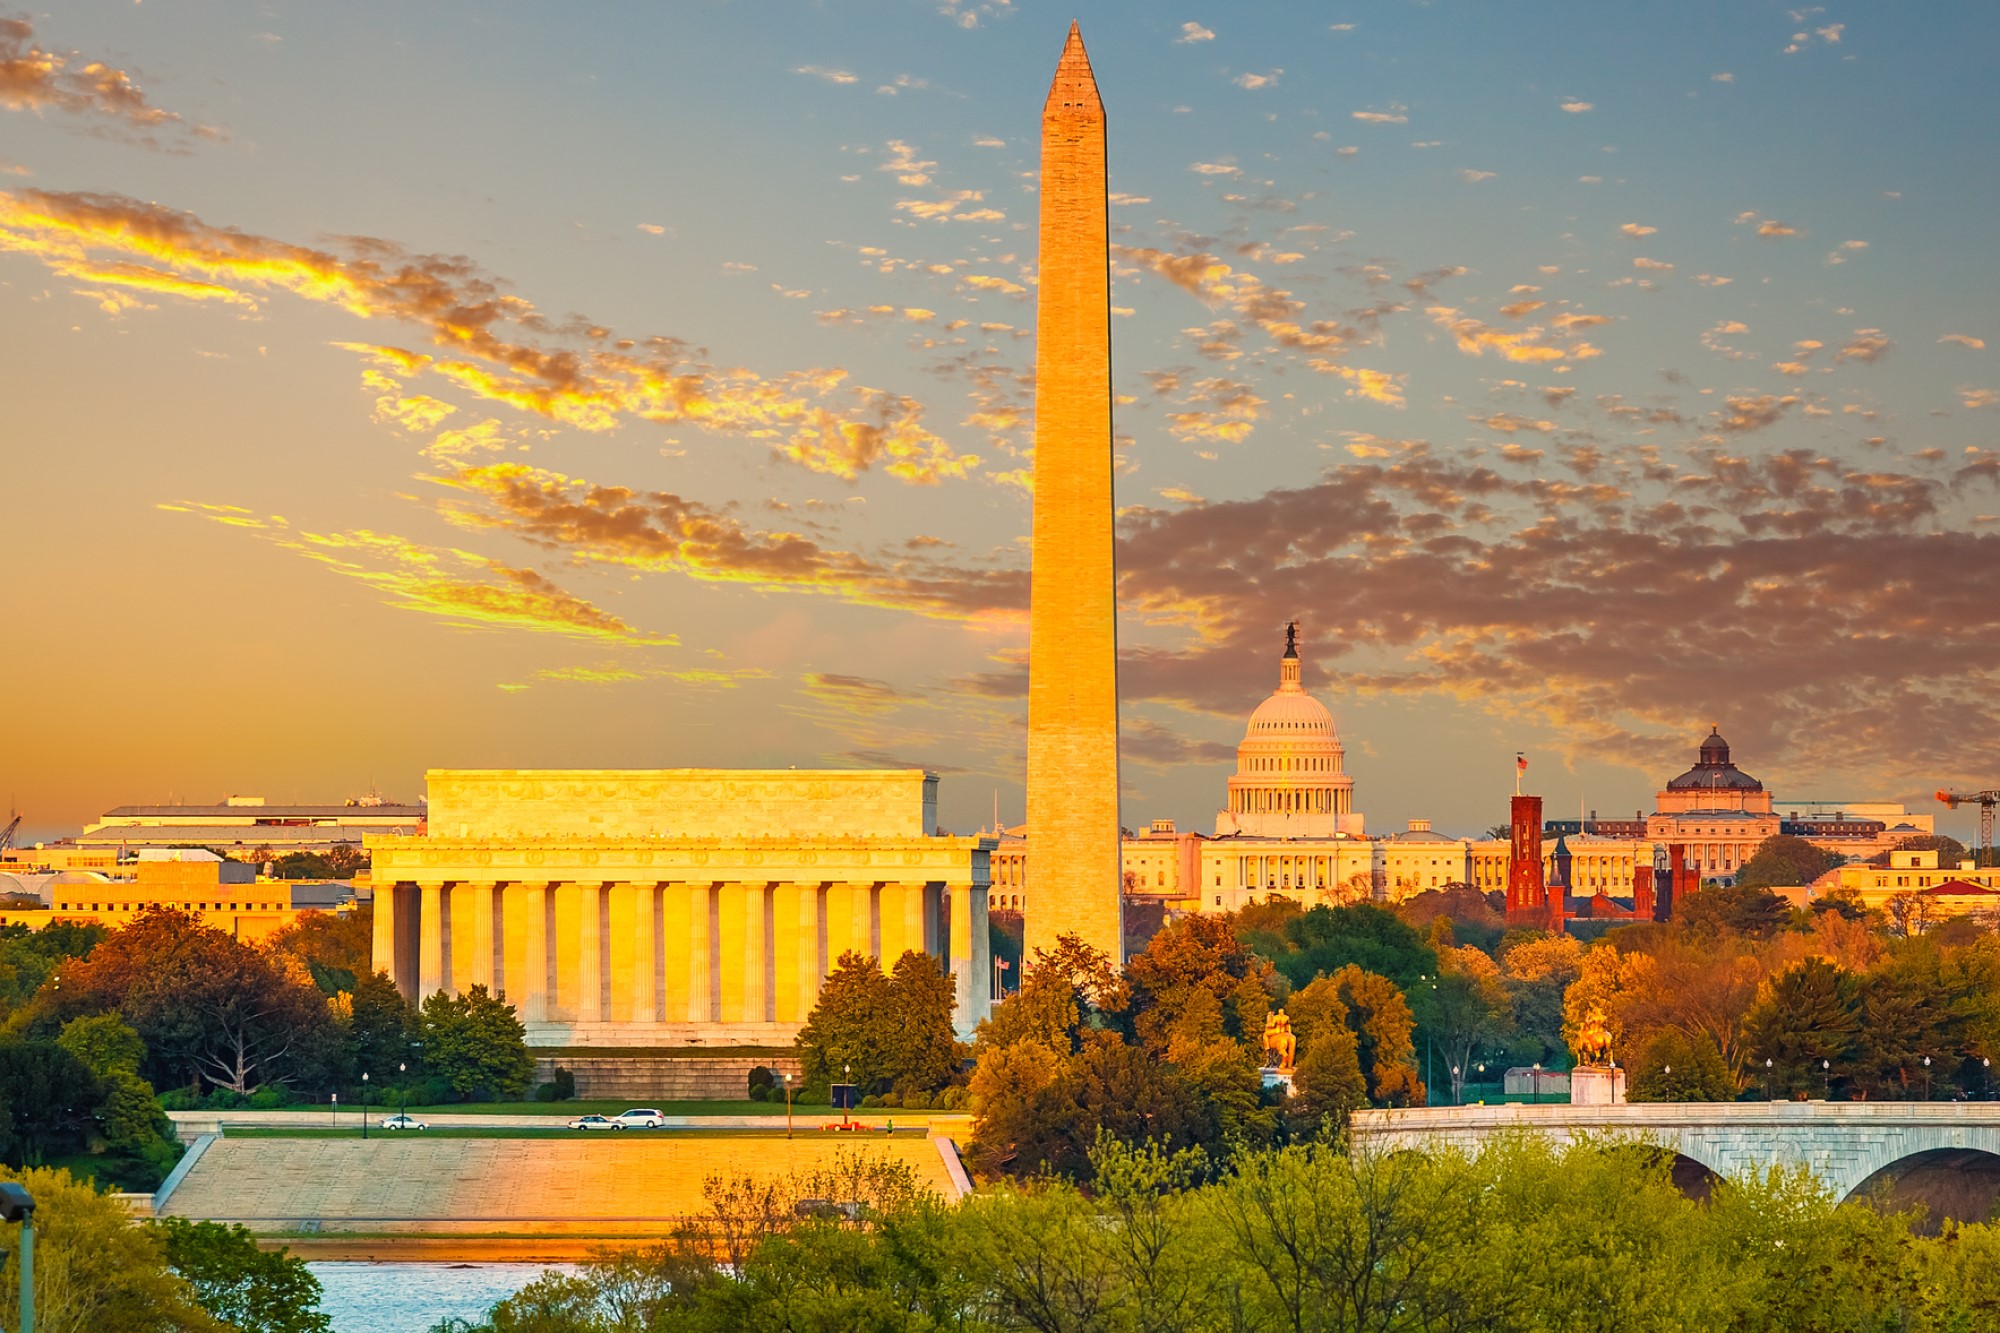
top-left (368, 768), bottom-right (994, 1045)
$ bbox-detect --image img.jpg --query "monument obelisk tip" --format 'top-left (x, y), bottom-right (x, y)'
top-left (1045, 20), bottom-right (1101, 114)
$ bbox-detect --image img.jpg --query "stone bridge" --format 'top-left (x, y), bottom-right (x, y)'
top-left (1351, 1103), bottom-right (2000, 1223)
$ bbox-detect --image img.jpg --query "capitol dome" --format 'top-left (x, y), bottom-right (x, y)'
top-left (1216, 624), bottom-right (1360, 839)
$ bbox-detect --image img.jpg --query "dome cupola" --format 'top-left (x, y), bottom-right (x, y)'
top-left (1216, 623), bottom-right (1360, 838)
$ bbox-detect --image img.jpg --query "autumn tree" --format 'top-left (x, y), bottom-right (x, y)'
top-left (265, 908), bottom-right (373, 995)
top-left (1329, 965), bottom-right (1424, 1106)
top-left (1126, 912), bottom-right (1277, 1051)
top-left (1415, 945), bottom-right (1514, 1101)
top-left (1678, 883), bottom-right (1794, 939)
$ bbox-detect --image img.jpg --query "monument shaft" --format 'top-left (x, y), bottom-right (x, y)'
top-left (1026, 24), bottom-right (1123, 963)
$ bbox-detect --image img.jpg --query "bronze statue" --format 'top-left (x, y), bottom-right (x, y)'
top-left (1571, 1007), bottom-right (1614, 1067)
top-left (1263, 1011), bottom-right (1297, 1073)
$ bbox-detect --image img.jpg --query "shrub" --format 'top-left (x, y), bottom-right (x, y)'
top-left (861, 1094), bottom-right (883, 1109)
top-left (747, 1065), bottom-right (777, 1098)
top-left (903, 1090), bottom-right (931, 1111)
top-left (532, 1082), bottom-right (559, 1103)
top-left (749, 1084), bottom-right (769, 1102)
top-left (553, 1067), bottom-right (576, 1101)
top-left (246, 1086), bottom-right (292, 1110)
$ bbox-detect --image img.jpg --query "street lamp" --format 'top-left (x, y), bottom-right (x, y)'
top-left (1923, 1055), bottom-right (1933, 1102)
top-left (782, 1072), bottom-right (794, 1139)
top-left (1452, 1065), bottom-right (1461, 1107)
top-left (0, 1181), bottom-right (36, 1333)
top-left (1822, 1059), bottom-right (1831, 1101)
top-left (399, 1061), bottom-right (408, 1114)
top-left (361, 1071), bottom-right (370, 1140)
top-left (843, 1062), bottom-right (852, 1130)
top-left (1985, 1057), bottom-right (1992, 1101)
top-left (1763, 1057), bottom-right (1773, 1102)
top-left (1531, 1062), bottom-right (1542, 1107)
top-left (330, 1091), bottom-right (338, 1128)
top-left (1476, 1062), bottom-right (1486, 1105)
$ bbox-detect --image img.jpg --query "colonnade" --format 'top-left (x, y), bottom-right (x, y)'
top-left (374, 878), bottom-right (987, 1036)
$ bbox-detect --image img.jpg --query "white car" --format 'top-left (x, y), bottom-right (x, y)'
top-left (567, 1114), bottom-right (620, 1130)
top-left (380, 1113), bottom-right (427, 1131)
top-left (613, 1108), bottom-right (666, 1129)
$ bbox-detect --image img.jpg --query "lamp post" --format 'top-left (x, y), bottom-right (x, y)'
top-left (0, 1181), bottom-right (35, 1333)
top-left (1452, 1064), bottom-right (1461, 1107)
top-left (1763, 1058), bottom-right (1773, 1102)
top-left (330, 1092), bottom-right (337, 1128)
top-left (1476, 1062), bottom-right (1486, 1105)
top-left (361, 1071), bottom-right (370, 1140)
top-left (783, 1072), bottom-right (794, 1139)
top-left (1985, 1057), bottom-right (1992, 1101)
top-left (1531, 1062), bottom-right (1541, 1106)
top-left (399, 1061), bottom-right (408, 1115)
top-left (1923, 1055), bottom-right (1933, 1102)
top-left (1822, 1059), bottom-right (1831, 1101)
top-left (843, 1062), bottom-right (852, 1130)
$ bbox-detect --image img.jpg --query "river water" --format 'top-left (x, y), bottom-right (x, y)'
top-left (309, 1262), bottom-right (565, 1333)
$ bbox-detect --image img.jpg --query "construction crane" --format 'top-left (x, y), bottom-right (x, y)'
top-left (1936, 790), bottom-right (2000, 869)
top-left (0, 814), bottom-right (18, 855)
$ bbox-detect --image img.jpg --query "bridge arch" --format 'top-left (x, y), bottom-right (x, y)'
top-left (1841, 1147), bottom-right (2000, 1233)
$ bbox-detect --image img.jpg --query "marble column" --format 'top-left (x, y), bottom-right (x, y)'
top-left (372, 882), bottom-right (398, 988)
top-left (877, 883), bottom-right (928, 968)
top-left (745, 883), bottom-right (771, 1024)
top-left (716, 883), bottom-right (745, 1022)
top-left (687, 883), bottom-right (716, 1023)
top-left (772, 883), bottom-right (825, 1023)
top-left (505, 882), bottom-right (550, 1023)
top-left (575, 882), bottom-right (607, 1024)
top-left (465, 883), bottom-right (501, 994)
top-left (609, 883), bottom-right (657, 1025)
top-left (419, 883), bottom-right (450, 998)
top-left (949, 882), bottom-right (975, 1026)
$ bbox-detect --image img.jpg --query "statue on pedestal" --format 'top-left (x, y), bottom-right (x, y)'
top-left (1262, 1011), bottom-right (1297, 1091)
top-left (1567, 1006), bottom-right (1626, 1105)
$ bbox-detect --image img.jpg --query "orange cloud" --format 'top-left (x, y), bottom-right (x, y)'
top-left (158, 502), bottom-right (669, 643)
top-left (0, 189), bottom-right (975, 484)
top-left (0, 17), bottom-right (211, 147)
top-left (1427, 307), bottom-right (1603, 364)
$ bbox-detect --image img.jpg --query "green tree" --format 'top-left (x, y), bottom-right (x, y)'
top-left (347, 970), bottom-right (417, 1083)
top-left (1735, 834), bottom-right (1842, 891)
top-left (1127, 913), bottom-right (1278, 1050)
top-left (0, 1165), bottom-right (223, 1333)
top-left (1868, 833), bottom-right (1970, 870)
top-left (100, 1070), bottom-right (183, 1187)
top-left (1626, 1027), bottom-right (1737, 1102)
top-left (0, 1043), bottom-right (101, 1165)
top-left (1265, 903), bottom-right (1437, 992)
top-left (156, 1218), bottom-right (330, 1333)
top-left (1851, 945), bottom-right (1961, 1101)
top-left (1288, 1021), bottom-right (1367, 1136)
top-left (55, 1013), bottom-right (145, 1078)
top-left (419, 984), bottom-right (532, 1101)
top-left (1743, 958), bottom-right (1862, 1097)
top-left (881, 951), bottom-right (961, 1096)
top-left (794, 951), bottom-right (897, 1098)
top-left (266, 908), bottom-right (374, 996)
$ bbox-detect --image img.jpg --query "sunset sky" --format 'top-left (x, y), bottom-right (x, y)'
top-left (5, 2), bottom-right (1997, 845)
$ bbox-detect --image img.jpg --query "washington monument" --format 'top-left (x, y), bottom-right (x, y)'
top-left (1026, 23), bottom-right (1123, 963)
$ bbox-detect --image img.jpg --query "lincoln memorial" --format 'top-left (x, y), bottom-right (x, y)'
top-left (367, 768), bottom-right (994, 1043)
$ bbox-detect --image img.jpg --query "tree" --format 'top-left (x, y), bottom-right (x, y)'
top-left (1127, 913), bottom-right (1277, 1051)
top-left (1626, 1028), bottom-right (1736, 1102)
top-left (0, 1043), bottom-right (101, 1165)
top-left (1289, 1022), bottom-right (1367, 1134)
top-left (1265, 903), bottom-right (1437, 992)
top-left (1743, 958), bottom-right (1862, 1097)
top-left (1414, 947), bottom-right (1513, 1102)
top-left (419, 984), bottom-right (532, 1101)
top-left (265, 908), bottom-right (373, 995)
top-left (346, 970), bottom-right (416, 1083)
top-left (0, 923), bottom-right (107, 1022)
top-left (55, 908), bottom-right (334, 1094)
top-left (794, 952), bottom-right (897, 1098)
top-left (1330, 965), bottom-right (1424, 1106)
top-left (1677, 883), bottom-right (1794, 939)
top-left (1850, 945), bottom-right (1961, 1101)
top-left (881, 951), bottom-right (961, 1096)
top-left (1503, 933), bottom-right (1585, 1064)
top-left (1735, 835), bottom-right (1842, 891)
top-left (156, 1218), bottom-right (330, 1333)
top-left (55, 1013), bottom-right (145, 1078)
top-left (0, 1166), bottom-right (223, 1333)
top-left (972, 933), bottom-right (1125, 1059)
